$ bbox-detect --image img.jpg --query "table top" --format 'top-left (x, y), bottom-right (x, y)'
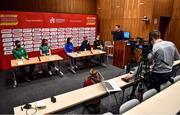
top-left (67, 49), bottom-right (106, 58)
top-left (11, 55), bottom-right (63, 67)
top-left (14, 74), bottom-right (131, 115)
top-left (123, 81), bottom-right (180, 115)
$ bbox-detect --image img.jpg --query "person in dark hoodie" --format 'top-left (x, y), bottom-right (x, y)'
top-left (79, 36), bottom-right (91, 51)
top-left (93, 34), bottom-right (105, 64)
top-left (64, 37), bottom-right (77, 69)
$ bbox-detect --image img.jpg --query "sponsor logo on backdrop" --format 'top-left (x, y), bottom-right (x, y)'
top-left (0, 14), bottom-right (18, 26)
top-left (86, 17), bottom-right (96, 25)
top-left (50, 17), bottom-right (65, 24)
top-left (1, 27), bottom-right (96, 55)
top-left (0, 12), bottom-right (97, 56)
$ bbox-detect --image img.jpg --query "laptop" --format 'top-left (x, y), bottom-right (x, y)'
top-left (97, 71), bottom-right (122, 93)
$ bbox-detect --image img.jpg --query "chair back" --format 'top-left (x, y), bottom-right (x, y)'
top-left (173, 75), bottom-right (180, 83)
top-left (143, 89), bottom-right (157, 101)
top-left (105, 41), bottom-right (112, 47)
top-left (160, 81), bottom-right (171, 91)
top-left (119, 99), bottom-right (140, 114)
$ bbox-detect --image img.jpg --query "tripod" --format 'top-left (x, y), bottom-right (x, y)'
top-left (130, 57), bottom-right (150, 102)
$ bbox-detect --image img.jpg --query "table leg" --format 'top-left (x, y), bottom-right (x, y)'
top-left (113, 93), bottom-right (119, 106)
top-left (57, 61), bottom-right (64, 77)
top-left (12, 69), bottom-right (17, 88)
top-left (120, 89), bottom-right (125, 105)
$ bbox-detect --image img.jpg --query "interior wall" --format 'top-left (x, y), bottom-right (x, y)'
top-left (0, 0), bottom-right (96, 14)
top-left (166, 0), bottom-right (180, 51)
top-left (152, 0), bottom-right (174, 29)
top-left (0, 0), bottom-right (179, 50)
top-left (97, 0), bottom-right (155, 42)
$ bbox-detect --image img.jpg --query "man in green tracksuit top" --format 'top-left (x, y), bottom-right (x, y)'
top-left (39, 39), bottom-right (63, 76)
top-left (12, 40), bottom-right (35, 81)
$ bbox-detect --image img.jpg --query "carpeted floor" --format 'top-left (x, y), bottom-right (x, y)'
top-left (0, 59), bottom-right (179, 114)
top-left (0, 59), bottom-right (128, 114)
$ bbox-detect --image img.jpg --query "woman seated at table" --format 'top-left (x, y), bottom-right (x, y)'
top-left (79, 36), bottom-right (91, 51)
top-left (83, 68), bottom-right (101, 113)
top-left (12, 40), bottom-right (35, 81)
top-left (64, 37), bottom-right (77, 69)
top-left (39, 39), bottom-right (63, 76)
top-left (93, 34), bottom-right (105, 64)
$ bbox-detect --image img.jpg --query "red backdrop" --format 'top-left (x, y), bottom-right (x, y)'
top-left (0, 11), bottom-right (97, 70)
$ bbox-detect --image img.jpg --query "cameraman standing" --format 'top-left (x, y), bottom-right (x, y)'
top-left (148, 30), bottom-right (180, 92)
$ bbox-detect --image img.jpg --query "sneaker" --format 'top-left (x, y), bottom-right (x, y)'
top-left (38, 70), bottom-right (43, 74)
top-left (24, 77), bottom-right (31, 82)
top-left (54, 66), bottom-right (59, 71)
top-left (48, 71), bottom-right (53, 76)
top-left (101, 63), bottom-right (107, 67)
top-left (74, 65), bottom-right (78, 69)
top-left (59, 71), bottom-right (64, 76)
top-left (71, 66), bottom-right (75, 69)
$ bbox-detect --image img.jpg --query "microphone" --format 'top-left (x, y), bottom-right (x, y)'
top-left (25, 57), bottom-right (29, 60)
top-left (90, 50), bottom-right (93, 54)
top-left (38, 57), bottom-right (41, 61)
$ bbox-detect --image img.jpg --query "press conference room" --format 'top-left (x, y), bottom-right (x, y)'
top-left (0, 0), bottom-right (180, 114)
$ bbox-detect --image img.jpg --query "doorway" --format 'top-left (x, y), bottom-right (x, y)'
top-left (159, 16), bottom-right (171, 40)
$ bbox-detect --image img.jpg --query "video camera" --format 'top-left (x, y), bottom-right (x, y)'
top-left (127, 37), bottom-right (153, 59)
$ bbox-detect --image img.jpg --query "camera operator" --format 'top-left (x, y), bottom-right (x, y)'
top-left (147, 30), bottom-right (180, 92)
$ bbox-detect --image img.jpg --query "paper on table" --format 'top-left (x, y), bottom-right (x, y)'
top-left (17, 60), bottom-right (24, 65)
top-left (77, 53), bottom-right (81, 56)
top-left (49, 56), bottom-right (54, 60)
top-left (99, 50), bottom-right (103, 53)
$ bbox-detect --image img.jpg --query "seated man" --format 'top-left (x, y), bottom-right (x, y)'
top-left (64, 37), bottom-right (77, 69)
top-left (39, 39), bottom-right (63, 76)
top-left (147, 30), bottom-right (180, 92)
top-left (79, 36), bottom-right (91, 51)
top-left (93, 35), bottom-right (105, 64)
top-left (12, 40), bottom-right (35, 81)
top-left (83, 68), bottom-right (101, 114)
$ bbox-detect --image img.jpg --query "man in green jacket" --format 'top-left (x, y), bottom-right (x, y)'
top-left (12, 40), bottom-right (35, 81)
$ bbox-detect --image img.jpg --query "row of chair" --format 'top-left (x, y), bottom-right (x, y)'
top-left (103, 75), bottom-right (180, 115)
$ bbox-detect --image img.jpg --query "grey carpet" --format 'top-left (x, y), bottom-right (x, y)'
top-left (0, 59), bottom-right (126, 114)
top-left (0, 59), bottom-right (179, 114)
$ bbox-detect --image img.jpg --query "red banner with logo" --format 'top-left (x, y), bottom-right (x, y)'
top-left (0, 11), bottom-right (97, 70)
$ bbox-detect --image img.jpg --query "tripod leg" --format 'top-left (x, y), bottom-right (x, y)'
top-left (130, 83), bottom-right (138, 99)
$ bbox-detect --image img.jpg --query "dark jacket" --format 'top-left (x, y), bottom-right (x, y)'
top-left (93, 40), bottom-right (103, 49)
top-left (112, 30), bottom-right (124, 41)
top-left (79, 40), bottom-right (91, 51)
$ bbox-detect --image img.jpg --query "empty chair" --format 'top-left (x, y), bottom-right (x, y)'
top-left (119, 99), bottom-right (140, 114)
top-left (104, 41), bottom-right (114, 57)
top-left (143, 89), bottom-right (157, 101)
top-left (102, 112), bottom-right (113, 115)
top-left (173, 75), bottom-right (180, 83)
top-left (160, 81), bottom-right (171, 91)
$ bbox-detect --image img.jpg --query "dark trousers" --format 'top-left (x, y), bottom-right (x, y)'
top-left (148, 71), bottom-right (172, 92)
top-left (48, 62), bottom-right (55, 71)
top-left (19, 64), bottom-right (35, 77)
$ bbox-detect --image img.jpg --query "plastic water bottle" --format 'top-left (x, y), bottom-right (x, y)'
top-left (91, 47), bottom-right (93, 51)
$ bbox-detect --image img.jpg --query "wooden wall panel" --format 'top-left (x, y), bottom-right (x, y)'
top-left (97, 0), bottom-right (154, 41)
top-left (166, 0), bottom-right (180, 51)
top-left (153, 0), bottom-right (174, 17)
top-left (0, 0), bottom-right (96, 14)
